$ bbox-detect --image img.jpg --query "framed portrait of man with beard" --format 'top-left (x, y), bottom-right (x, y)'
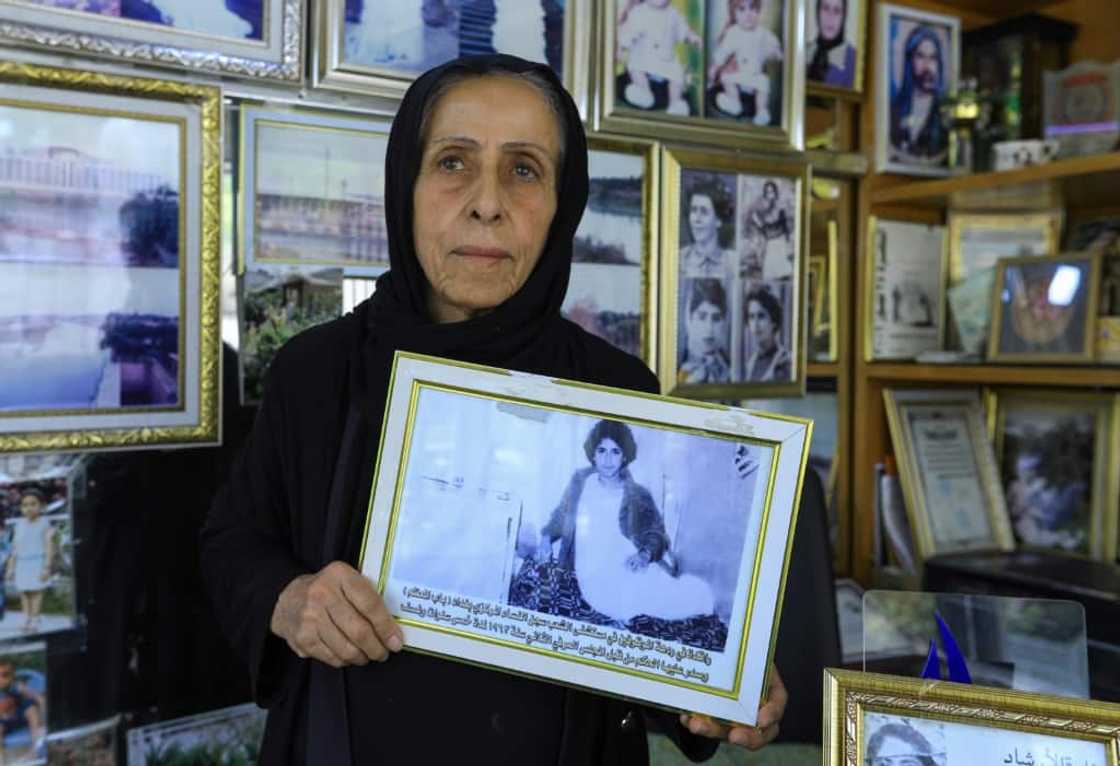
top-left (876, 4), bottom-right (959, 176)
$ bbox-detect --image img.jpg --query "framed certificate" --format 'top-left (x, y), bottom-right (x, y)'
top-left (359, 351), bottom-right (811, 725)
top-left (883, 388), bottom-right (1015, 561)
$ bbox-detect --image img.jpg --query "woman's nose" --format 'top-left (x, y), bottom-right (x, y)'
top-left (469, 170), bottom-right (503, 224)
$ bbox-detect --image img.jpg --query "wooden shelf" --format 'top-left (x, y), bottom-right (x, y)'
top-left (863, 363), bottom-right (1120, 387)
top-left (869, 153), bottom-right (1120, 211)
top-left (808, 362), bottom-right (840, 378)
top-left (929, 0), bottom-right (1063, 16)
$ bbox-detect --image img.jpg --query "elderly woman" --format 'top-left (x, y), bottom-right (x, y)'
top-left (201, 55), bottom-right (785, 763)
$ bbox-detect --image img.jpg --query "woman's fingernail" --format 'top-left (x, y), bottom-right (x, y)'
top-left (387, 634), bottom-right (403, 653)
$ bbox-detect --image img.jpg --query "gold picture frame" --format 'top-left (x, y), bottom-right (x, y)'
top-left (594, 0), bottom-right (806, 150)
top-left (986, 387), bottom-right (1120, 562)
top-left (566, 132), bottom-right (661, 371)
top-left (0, 61), bottom-right (221, 453)
top-left (805, 0), bottom-right (867, 98)
top-left (660, 145), bottom-right (809, 399)
top-left (825, 668), bottom-right (1120, 766)
top-left (947, 211), bottom-right (1063, 287)
top-left (313, 0), bottom-right (593, 113)
top-left (809, 254), bottom-right (828, 335)
top-left (883, 388), bottom-right (1015, 561)
top-left (988, 252), bottom-right (1101, 364)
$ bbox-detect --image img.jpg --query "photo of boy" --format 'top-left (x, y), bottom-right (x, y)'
top-left (0, 648), bottom-right (47, 764)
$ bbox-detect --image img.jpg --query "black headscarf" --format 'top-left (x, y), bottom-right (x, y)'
top-left (808, 0), bottom-right (847, 83)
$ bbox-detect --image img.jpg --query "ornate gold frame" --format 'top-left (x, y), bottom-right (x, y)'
top-left (0, 62), bottom-right (221, 453)
top-left (947, 211), bottom-right (1063, 287)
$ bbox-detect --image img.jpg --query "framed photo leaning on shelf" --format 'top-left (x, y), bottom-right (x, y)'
top-left (875, 3), bottom-right (960, 176)
top-left (883, 388), bottom-right (1015, 561)
top-left (864, 217), bottom-right (946, 361)
top-left (824, 669), bottom-right (1120, 766)
top-left (988, 252), bottom-right (1101, 364)
top-left (0, 0), bottom-right (304, 82)
top-left (805, 0), bottom-right (865, 97)
top-left (0, 62), bottom-right (221, 454)
top-left (660, 146), bottom-right (808, 398)
top-left (562, 134), bottom-right (660, 369)
top-left (359, 352), bottom-right (811, 725)
top-left (986, 388), bottom-right (1119, 562)
top-left (595, 0), bottom-right (806, 150)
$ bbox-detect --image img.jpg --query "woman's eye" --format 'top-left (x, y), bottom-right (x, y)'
top-left (438, 156), bottom-right (464, 171)
top-left (514, 162), bottom-right (540, 180)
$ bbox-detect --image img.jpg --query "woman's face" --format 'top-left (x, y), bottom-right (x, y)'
top-left (747, 299), bottom-right (777, 351)
top-left (686, 299), bottom-right (726, 357)
top-left (20, 495), bottom-right (41, 519)
top-left (593, 437), bottom-right (624, 480)
top-left (688, 193), bottom-right (718, 247)
top-left (818, 0), bottom-right (844, 41)
top-left (869, 734), bottom-right (927, 766)
top-left (412, 75), bottom-right (561, 323)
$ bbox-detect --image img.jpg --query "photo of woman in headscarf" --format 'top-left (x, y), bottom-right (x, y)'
top-left (888, 20), bottom-right (950, 165)
top-left (677, 278), bottom-right (731, 384)
top-left (806, 0), bottom-right (858, 90)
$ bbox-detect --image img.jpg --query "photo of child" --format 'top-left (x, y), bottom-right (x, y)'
top-left (5, 490), bottom-right (53, 637)
top-left (706, 0), bottom-right (785, 124)
top-left (616, 0), bottom-right (703, 116)
top-left (0, 642), bottom-right (47, 765)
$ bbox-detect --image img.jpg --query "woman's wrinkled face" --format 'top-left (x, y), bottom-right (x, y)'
top-left (593, 437), bottom-right (624, 479)
top-left (413, 75), bottom-right (561, 323)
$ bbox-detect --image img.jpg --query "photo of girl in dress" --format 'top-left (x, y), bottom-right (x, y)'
top-left (705, 0), bottom-right (785, 125)
top-left (740, 175), bottom-right (796, 282)
top-left (28, 0), bottom-right (265, 39)
top-left (806, 0), bottom-right (860, 91)
top-left (615, 0), bottom-right (703, 116)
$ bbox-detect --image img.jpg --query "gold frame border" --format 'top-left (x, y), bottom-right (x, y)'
top-left (804, 0), bottom-right (868, 99)
top-left (985, 387), bottom-right (1120, 562)
top-left (824, 669), bottom-right (1120, 766)
top-left (659, 145), bottom-right (810, 399)
top-left (947, 210), bottom-right (1064, 287)
top-left (0, 61), bottom-right (221, 453)
top-left (882, 388), bottom-right (1015, 561)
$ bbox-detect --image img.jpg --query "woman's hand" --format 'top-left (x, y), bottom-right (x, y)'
top-left (625, 549), bottom-right (651, 572)
top-left (269, 561), bottom-right (403, 668)
top-left (679, 665), bottom-right (787, 750)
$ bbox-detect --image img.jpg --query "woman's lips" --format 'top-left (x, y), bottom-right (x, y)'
top-left (455, 246), bottom-right (509, 259)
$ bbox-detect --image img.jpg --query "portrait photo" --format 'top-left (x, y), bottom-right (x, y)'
top-left (241, 108), bottom-right (391, 276)
top-left (0, 641), bottom-right (47, 764)
top-left (806, 0), bottom-right (862, 93)
top-left (563, 142), bottom-right (652, 362)
top-left (989, 255), bottom-right (1099, 362)
top-left (741, 281), bottom-right (792, 383)
top-left (863, 712), bottom-right (946, 766)
top-left (876, 4), bottom-right (959, 176)
top-left (677, 277), bottom-right (732, 385)
top-left (739, 174), bottom-right (796, 282)
top-left (615, 0), bottom-right (703, 117)
top-left (705, 0), bottom-right (786, 126)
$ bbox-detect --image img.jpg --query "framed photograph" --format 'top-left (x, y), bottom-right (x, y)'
top-left (238, 106), bottom-right (392, 276)
top-left (988, 253), bottom-right (1101, 363)
top-left (808, 217), bottom-right (838, 362)
top-left (595, 0), bottom-right (806, 150)
top-left (359, 352), bottom-right (810, 725)
top-left (48, 716), bottom-right (120, 765)
top-left (1065, 213), bottom-right (1120, 254)
top-left (0, 640), bottom-right (47, 764)
top-left (0, 62), bottom-right (221, 454)
top-left (865, 218), bottom-right (946, 361)
top-left (806, 0), bottom-right (865, 96)
top-left (660, 146), bottom-right (808, 398)
top-left (238, 266), bottom-right (344, 406)
top-left (883, 388), bottom-right (1015, 561)
top-left (314, 0), bottom-right (592, 111)
top-left (825, 669), bottom-right (1120, 766)
top-left (0, 0), bottom-right (303, 82)
top-left (876, 3), bottom-right (960, 176)
top-left (987, 388), bottom-right (1119, 561)
top-left (127, 703), bottom-right (266, 766)
top-left (562, 134), bottom-right (659, 368)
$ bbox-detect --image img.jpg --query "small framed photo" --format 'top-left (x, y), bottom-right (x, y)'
top-left (127, 703), bottom-right (266, 765)
top-left (806, 0), bottom-right (866, 96)
top-left (883, 388), bottom-right (1015, 561)
top-left (596, 0), bottom-right (806, 150)
top-left (987, 388), bottom-right (1119, 561)
top-left (988, 253), bottom-right (1101, 363)
top-left (238, 106), bottom-right (392, 276)
top-left (563, 134), bottom-right (660, 369)
top-left (876, 4), bottom-right (960, 176)
top-left (1064, 212), bottom-right (1120, 254)
top-left (0, 62), bottom-right (221, 454)
top-left (314, 0), bottom-right (592, 111)
top-left (825, 669), bottom-right (1120, 766)
top-left (0, 640), bottom-right (47, 763)
top-left (660, 146), bottom-right (808, 398)
top-left (0, 0), bottom-right (303, 82)
top-left (359, 352), bottom-right (810, 725)
top-left (865, 218), bottom-right (946, 361)
top-left (48, 716), bottom-right (120, 765)
top-left (808, 217), bottom-right (839, 362)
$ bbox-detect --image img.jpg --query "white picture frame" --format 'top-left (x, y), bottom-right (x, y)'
top-left (358, 351), bottom-right (811, 725)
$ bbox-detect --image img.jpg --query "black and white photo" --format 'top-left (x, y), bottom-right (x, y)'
top-left (868, 219), bottom-right (945, 360)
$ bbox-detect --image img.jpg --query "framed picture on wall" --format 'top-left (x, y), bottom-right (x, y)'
top-left (883, 388), bottom-right (1015, 561)
top-left (563, 134), bottom-right (659, 369)
top-left (660, 146), bottom-right (808, 398)
top-left (988, 253), bottom-right (1100, 363)
top-left (0, 62), bottom-right (221, 454)
top-left (595, 0), bottom-right (806, 150)
top-left (359, 351), bottom-right (810, 725)
top-left (987, 388), bottom-right (1119, 561)
top-left (313, 0), bottom-right (593, 113)
top-left (238, 106), bottom-right (393, 276)
top-left (0, 0), bottom-right (304, 82)
top-left (1064, 212), bottom-right (1120, 254)
top-left (875, 3), bottom-right (960, 176)
top-left (806, 0), bottom-right (866, 96)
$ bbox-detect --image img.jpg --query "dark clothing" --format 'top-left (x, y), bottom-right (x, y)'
top-left (542, 467), bottom-right (669, 571)
top-left (201, 54), bottom-right (718, 765)
top-left (889, 97), bottom-right (946, 159)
